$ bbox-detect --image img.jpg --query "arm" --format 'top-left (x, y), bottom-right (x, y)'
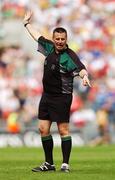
top-left (79, 69), bottom-right (91, 87)
top-left (68, 49), bottom-right (91, 87)
top-left (23, 11), bottom-right (41, 42)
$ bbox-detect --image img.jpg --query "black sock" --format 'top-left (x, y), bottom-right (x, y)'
top-left (41, 135), bottom-right (54, 165)
top-left (61, 136), bottom-right (72, 164)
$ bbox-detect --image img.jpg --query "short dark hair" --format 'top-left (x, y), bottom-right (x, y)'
top-left (53, 27), bottom-right (67, 37)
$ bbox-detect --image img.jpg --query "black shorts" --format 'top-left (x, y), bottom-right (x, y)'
top-left (38, 93), bottom-right (72, 122)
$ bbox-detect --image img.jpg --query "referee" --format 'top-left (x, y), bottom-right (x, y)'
top-left (23, 11), bottom-right (91, 172)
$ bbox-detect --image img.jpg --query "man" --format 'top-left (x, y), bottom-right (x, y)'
top-left (23, 11), bottom-right (91, 173)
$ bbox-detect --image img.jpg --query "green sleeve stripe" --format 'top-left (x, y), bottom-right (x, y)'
top-left (38, 36), bottom-right (54, 55)
top-left (41, 135), bottom-right (52, 141)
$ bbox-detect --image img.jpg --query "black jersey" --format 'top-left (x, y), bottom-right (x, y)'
top-left (37, 36), bottom-right (86, 94)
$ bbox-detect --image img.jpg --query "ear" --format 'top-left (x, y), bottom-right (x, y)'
top-left (52, 36), bottom-right (55, 41)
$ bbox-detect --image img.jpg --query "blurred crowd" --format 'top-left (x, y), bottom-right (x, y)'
top-left (0, 0), bottom-right (115, 144)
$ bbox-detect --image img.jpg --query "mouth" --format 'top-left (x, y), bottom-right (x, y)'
top-left (57, 45), bottom-right (63, 48)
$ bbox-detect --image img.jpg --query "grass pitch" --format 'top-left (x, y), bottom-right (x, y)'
top-left (0, 145), bottom-right (115, 180)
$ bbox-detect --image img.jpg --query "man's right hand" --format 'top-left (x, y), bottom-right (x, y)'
top-left (23, 10), bottom-right (33, 26)
top-left (23, 10), bottom-right (41, 42)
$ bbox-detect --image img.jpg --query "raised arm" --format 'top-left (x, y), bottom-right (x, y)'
top-left (23, 10), bottom-right (41, 42)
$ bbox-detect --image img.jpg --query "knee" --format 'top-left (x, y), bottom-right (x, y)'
top-left (58, 125), bottom-right (69, 136)
top-left (38, 125), bottom-right (50, 136)
top-left (59, 130), bottom-right (69, 136)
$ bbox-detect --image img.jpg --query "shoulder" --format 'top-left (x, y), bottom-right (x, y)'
top-left (38, 36), bottom-right (54, 45)
top-left (66, 48), bottom-right (80, 60)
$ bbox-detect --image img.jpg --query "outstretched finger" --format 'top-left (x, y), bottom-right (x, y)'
top-left (25, 10), bottom-right (33, 20)
top-left (87, 80), bottom-right (91, 87)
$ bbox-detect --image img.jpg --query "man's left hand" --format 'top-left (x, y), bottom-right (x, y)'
top-left (82, 75), bottom-right (91, 87)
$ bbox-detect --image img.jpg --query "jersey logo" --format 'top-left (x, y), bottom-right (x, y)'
top-left (51, 64), bottom-right (55, 70)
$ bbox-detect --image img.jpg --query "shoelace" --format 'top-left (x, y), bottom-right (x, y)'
top-left (40, 163), bottom-right (49, 170)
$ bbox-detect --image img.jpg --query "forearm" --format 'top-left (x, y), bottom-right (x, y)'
top-left (24, 23), bottom-right (41, 42)
top-left (79, 69), bottom-right (88, 79)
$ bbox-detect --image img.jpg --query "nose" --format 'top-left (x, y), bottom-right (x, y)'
top-left (58, 39), bottom-right (62, 43)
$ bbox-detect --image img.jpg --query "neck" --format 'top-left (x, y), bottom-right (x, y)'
top-left (55, 46), bottom-right (67, 54)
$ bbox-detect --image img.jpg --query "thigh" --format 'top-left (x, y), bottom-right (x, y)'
top-left (38, 94), bottom-right (50, 120)
top-left (48, 94), bottom-right (72, 122)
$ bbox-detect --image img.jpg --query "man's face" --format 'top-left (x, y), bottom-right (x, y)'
top-left (53, 32), bottom-right (67, 52)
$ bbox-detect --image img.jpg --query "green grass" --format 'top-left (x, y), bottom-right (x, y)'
top-left (0, 145), bottom-right (115, 180)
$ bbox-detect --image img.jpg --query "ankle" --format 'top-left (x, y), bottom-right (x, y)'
top-left (61, 163), bottom-right (69, 168)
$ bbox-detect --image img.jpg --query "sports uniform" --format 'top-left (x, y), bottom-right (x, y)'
top-left (38, 36), bottom-right (86, 123)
